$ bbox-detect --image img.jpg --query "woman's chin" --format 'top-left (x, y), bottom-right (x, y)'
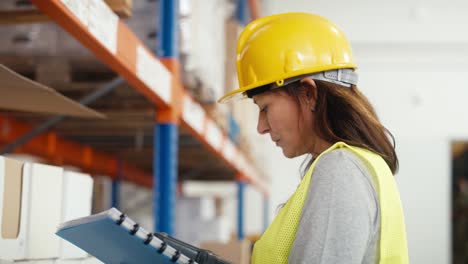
top-left (281, 148), bottom-right (297, 159)
top-left (281, 146), bottom-right (307, 159)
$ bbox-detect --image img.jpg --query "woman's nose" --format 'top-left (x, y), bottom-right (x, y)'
top-left (257, 114), bottom-right (270, 135)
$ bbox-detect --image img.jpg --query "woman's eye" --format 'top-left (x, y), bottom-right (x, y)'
top-left (260, 106), bottom-right (267, 113)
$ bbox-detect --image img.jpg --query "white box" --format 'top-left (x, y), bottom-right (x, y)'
top-left (176, 197), bottom-right (217, 245)
top-left (55, 258), bottom-right (87, 264)
top-left (177, 197), bottom-right (215, 221)
top-left (175, 217), bottom-right (202, 245)
top-left (14, 260), bottom-right (55, 264)
top-left (199, 216), bottom-right (232, 244)
top-left (25, 163), bottom-right (64, 259)
top-left (59, 171), bottom-right (93, 259)
top-left (0, 157), bottom-right (30, 260)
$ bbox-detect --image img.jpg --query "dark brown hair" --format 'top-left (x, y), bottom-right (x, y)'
top-left (282, 79), bottom-right (399, 175)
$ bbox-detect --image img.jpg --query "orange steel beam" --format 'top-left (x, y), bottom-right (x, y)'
top-left (0, 115), bottom-right (152, 188)
top-left (158, 58), bottom-right (183, 124)
top-left (248, 0), bottom-right (261, 20)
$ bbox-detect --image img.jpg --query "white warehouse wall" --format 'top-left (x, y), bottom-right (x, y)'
top-left (253, 0), bottom-right (468, 263)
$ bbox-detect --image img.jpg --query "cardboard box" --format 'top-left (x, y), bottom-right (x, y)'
top-left (0, 64), bottom-right (103, 118)
top-left (0, 157), bottom-right (30, 260)
top-left (201, 239), bottom-right (252, 264)
top-left (1, 158), bottom-right (78, 260)
top-left (91, 176), bottom-right (113, 214)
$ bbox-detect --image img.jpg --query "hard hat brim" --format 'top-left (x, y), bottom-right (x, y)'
top-left (218, 64), bottom-right (356, 103)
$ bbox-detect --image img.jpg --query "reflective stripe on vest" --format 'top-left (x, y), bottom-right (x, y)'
top-left (251, 142), bottom-right (409, 263)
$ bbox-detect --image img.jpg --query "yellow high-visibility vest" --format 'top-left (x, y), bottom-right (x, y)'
top-left (251, 142), bottom-right (408, 264)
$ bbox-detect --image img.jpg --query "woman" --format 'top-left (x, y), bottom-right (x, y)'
top-left (218, 13), bottom-right (409, 263)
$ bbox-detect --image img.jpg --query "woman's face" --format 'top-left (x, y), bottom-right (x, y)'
top-left (253, 85), bottom-right (317, 158)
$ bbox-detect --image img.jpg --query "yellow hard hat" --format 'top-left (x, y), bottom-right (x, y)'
top-left (218, 12), bottom-right (358, 103)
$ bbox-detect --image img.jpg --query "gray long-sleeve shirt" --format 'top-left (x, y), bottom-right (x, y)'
top-left (288, 149), bottom-right (380, 264)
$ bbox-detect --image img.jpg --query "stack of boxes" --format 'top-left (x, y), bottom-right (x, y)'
top-left (175, 196), bottom-right (232, 246)
top-left (0, 156), bottom-right (100, 263)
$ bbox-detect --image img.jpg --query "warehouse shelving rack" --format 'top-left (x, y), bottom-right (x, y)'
top-left (0, 0), bottom-right (269, 237)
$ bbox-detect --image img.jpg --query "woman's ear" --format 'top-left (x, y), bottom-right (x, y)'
top-left (300, 78), bottom-right (318, 111)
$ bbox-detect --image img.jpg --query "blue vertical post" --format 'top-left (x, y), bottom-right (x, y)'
top-left (158, 0), bottom-right (179, 58)
top-left (234, 1), bottom-right (247, 238)
top-left (111, 180), bottom-right (120, 208)
top-left (263, 195), bottom-right (269, 231)
top-left (154, 123), bottom-right (178, 234)
top-left (237, 180), bottom-right (245, 240)
top-left (236, 0), bottom-right (247, 26)
top-left (154, 0), bottom-right (179, 235)
top-left (111, 159), bottom-right (122, 208)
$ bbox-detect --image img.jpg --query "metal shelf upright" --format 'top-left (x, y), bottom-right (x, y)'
top-left (154, 0), bottom-right (179, 235)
